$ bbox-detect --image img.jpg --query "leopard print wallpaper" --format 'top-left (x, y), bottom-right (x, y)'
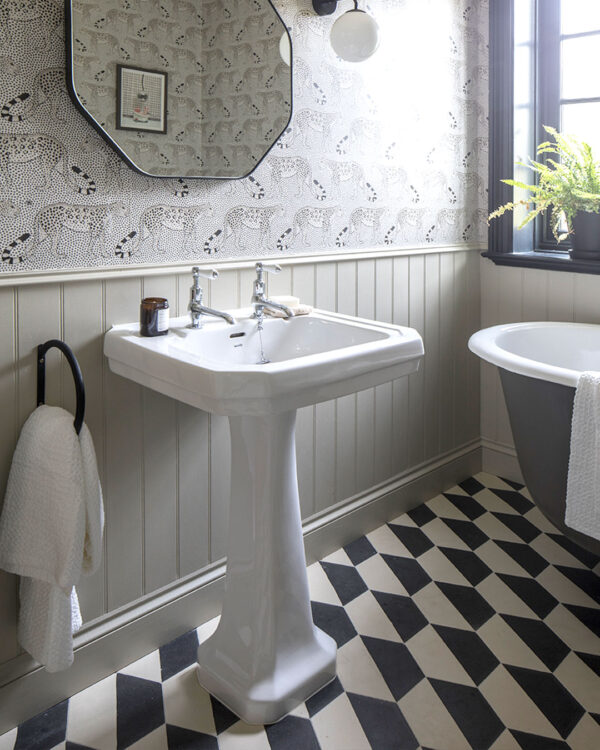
top-left (0, 0), bottom-right (488, 273)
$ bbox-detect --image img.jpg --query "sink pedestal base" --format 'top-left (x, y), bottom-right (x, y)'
top-left (196, 411), bottom-right (337, 725)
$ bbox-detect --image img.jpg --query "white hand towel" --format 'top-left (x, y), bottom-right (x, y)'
top-left (79, 422), bottom-right (104, 575)
top-left (17, 578), bottom-right (82, 673)
top-left (566, 371), bottom-right (600, 541)
top-left (0, 405), bottom-right (104, 672)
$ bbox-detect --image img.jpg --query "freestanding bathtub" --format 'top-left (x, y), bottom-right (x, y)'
top-left (469, 322), bottom-right (600, 556)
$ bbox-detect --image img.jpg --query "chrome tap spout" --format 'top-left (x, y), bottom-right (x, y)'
top-left (189, 266), bottom-right (235, 328)
top-left (252, 297), bottom-right (295, 319)
top-left (251, 262), bottom-right (295, 322)
top-left (190, 303), bottom-right (235, 326)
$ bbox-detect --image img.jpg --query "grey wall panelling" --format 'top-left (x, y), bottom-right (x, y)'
top-left (0, 287), bottom-right (18, 665)
top-left (0, 250), bottom-right (482, 685)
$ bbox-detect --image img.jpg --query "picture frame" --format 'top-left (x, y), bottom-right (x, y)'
top-left (116, 64), bottom-right (167, 134)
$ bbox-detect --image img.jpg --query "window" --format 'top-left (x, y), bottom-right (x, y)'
top-left (486, 0), bottom-right (600, 273)
top-left (559, 2), bottom-right (600, 154)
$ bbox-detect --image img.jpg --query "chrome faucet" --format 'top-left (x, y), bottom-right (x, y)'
top-left (251, 262), bottom-right (295, 328)
top-left (189, 267), bottom-right (235, 328)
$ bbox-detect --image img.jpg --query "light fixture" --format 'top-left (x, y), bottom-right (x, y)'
top-left (312, 1), bottom-right (379, 62)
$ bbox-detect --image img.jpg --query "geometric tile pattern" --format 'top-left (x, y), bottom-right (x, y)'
top-left (0, 473), bottom-right (598, 749)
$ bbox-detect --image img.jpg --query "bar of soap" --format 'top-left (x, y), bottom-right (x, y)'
top-left (270, 295), bottom-right (300, 307)
top-left (264, 303), bottom-right (313, 318)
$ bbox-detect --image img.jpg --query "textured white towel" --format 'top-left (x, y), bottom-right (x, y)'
top-left (0, 405), bottom-right (104, 672)
top-left (566, 371), bottom-right (600, 541)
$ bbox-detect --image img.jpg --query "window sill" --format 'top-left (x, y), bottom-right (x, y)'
top-left (482, 250), bottom-right (600, 276)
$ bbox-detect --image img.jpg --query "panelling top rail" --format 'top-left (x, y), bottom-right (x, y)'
top-left (37, 340), bottom-right (86, 435)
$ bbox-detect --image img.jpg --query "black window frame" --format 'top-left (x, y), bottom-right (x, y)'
top-left (536, 0), bottom-right (561, 251)
top-left (485, 0), bottom-right (600, 274)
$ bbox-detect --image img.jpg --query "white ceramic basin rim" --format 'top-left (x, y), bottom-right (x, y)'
top-left (468, 321), bottom-right (600, 388)
top-left (104, 309), bottom-right (424, 415)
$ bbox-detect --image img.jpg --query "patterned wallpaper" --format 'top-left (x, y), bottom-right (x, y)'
top-left (0, 0), bottom-right (488, 273)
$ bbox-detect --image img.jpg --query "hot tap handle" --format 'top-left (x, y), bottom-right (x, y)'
top-left (254, 263), bottom-right (281, 292)
top-left (192, 267), bottom-right (219, 281)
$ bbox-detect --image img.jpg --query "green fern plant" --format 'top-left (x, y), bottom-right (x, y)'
top-left (489, 126), bottom-right (600, 242)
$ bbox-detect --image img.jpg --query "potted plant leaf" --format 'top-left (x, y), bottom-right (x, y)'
top-left (489, 126), bottom-right (600, 259)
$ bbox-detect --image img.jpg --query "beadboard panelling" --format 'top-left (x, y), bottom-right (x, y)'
top-left (463, 249), bottom-right (482, 445)
top-left (480, 258), bottom-right (600, 466)
top-left (62, 280), bottom-right (106, 621)
top-left (392, 257), bottom-right (410, 475)
top-left (315, 263), bottom-right (337, 512)
top-left (439, 252), bottom-right (456, 455)
top-left (292, 265), bottom-right (317, 518)
top-left (177, 403), bottom-right (210, 578)
top-left (141, 267), bottom-right (180, 592)
top-left (103, 278), bottom-right (144, 611)
top-left (335, 261), bottom-right (358, 503)
top-left (142, 389), bottom-right (179, 592)
top-left (408, 255), bottom-right (426, 468)
top-left (0, 287), bottom-right (18, 664)
top-left (0, 248), bottom-right (481, 681)
top-left (424, 253), bottom-right (441, 459)
top-left (356, 259), bottom-right (376, 495)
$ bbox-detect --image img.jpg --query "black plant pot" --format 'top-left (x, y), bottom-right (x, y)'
top-left (570, 211), bottom-right (600, 260)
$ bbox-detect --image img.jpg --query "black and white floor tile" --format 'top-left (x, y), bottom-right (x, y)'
top-left (1, 473), bottom-right (599, 749)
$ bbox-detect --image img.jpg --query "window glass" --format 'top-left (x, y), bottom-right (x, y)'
top-left (561, 101), bottom-right (600, 155)
top-left (561, 1), bottom-right (600, 35)
top-left (515, 44), bottom-right (533, 106)
top-left (561, 35), bottom-right (600, 100)
top-left (514, 0), bottom-right (534, 44)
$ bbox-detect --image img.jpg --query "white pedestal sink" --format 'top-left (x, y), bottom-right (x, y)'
top-left (104, 309), bottom-right (423, 724)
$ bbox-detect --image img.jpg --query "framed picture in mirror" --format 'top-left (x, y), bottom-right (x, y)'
top-left (116, 65), bottom-right (167, 134)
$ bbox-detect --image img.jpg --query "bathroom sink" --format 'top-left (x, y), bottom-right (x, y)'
top-left (104, 308), bottom-right (423, 724)
top-left (104, 309), bottom-right (424, 416)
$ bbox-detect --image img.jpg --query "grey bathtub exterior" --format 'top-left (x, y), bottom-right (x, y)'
top-left (500, 368), bottom-right (600, 557)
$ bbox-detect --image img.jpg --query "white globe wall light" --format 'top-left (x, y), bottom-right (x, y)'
top-left (312, 0), bottom-right (379, 62)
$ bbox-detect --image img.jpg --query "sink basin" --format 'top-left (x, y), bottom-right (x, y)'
top-left (104, 309), bottom-right (424, 415)
top-left (104, 308), bottom-right (423, 725)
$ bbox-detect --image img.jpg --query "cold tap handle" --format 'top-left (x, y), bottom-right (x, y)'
top-left (255, 262), bottom-right (281, 275)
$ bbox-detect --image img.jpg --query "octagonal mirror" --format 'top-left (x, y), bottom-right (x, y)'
top-left (66, 0), bottom-right (292, 179)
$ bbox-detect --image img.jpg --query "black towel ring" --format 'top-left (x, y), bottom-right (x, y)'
top-left (37, 339), bottom-right (86, 435)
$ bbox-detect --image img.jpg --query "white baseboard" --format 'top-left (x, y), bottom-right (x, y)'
top-left (0, 440), bottom-right (481, 734)
top-left (481, 438), bottom-right (523, 484)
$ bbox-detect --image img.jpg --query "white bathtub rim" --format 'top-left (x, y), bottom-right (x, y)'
top-left (468, 321), bottom-right (600, 388)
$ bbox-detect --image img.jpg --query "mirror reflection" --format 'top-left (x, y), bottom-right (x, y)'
top-left (66, 0), bottom-right (292, 179)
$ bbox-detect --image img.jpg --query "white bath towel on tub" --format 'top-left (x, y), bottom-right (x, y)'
top-left (566, 371), bottom-right (600, 541)
top-left (0, 405), bottom-right (104, 672)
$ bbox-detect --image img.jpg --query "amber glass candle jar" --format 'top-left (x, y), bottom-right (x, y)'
top-left (140, 297), bottom-right (169, 337)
